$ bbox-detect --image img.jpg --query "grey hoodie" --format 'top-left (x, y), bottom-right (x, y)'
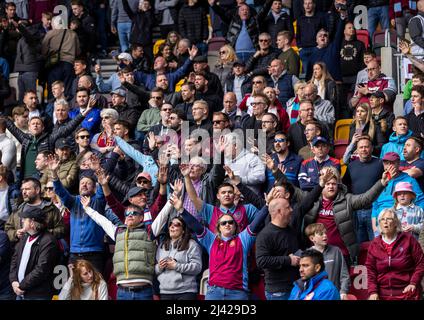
top-left (155, 239), bottom-right (202, 294)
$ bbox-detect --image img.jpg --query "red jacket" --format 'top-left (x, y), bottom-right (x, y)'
top-left (366, 232), bottom-right (424, 300)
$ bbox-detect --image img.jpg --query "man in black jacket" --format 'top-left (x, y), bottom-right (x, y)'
top-left (110, 88), bottom-right (141, 133)
top-left (70, 0), bottom-right (97, 57)
top-left (193, 72), bottom-right (222, 116)
top-left (246, 32), bottom-right (280, 77)
top-left (178, 0), bottom-right (209, 55)
top-left (2, 104), bottom-right (93, 181)
top-left (9, 206), bottom-right (58, 300)
top-left (261, 0), bottom-right (294, 45)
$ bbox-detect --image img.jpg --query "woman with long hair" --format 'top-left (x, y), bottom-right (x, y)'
top-left (154, 213), bottom-right (202, 300)
top-left (308, 62), bottom-right (337, 107)
top-left (59, 259), bottom-right (108, 300)
top-left (213, 44), bottom-right (237, 88)
top-left (344, 103), bottom-right (385, 160)
top-left (157, 42), bottom-right (179, 71)
top-left (166, 31), bottom-right (181, 53)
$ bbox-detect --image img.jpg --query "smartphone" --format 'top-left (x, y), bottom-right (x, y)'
top-left (386, 172), bottom-right (392, 180)
top-left (355, 128), bottom-right (363, 136)
top-left (294, 249), bottom-right (303, 257)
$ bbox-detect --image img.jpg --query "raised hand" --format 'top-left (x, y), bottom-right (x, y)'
top-left (169, 193), bottom-right (183, 212)
top-left (47, 154), bottom-right (60, 172)
top-left (158, 152), bottom-right (169, 167)
top-left (147, 132), bottom-right (157, 151)
top-left (180, 163), bottom-right (191, 177)
top-left (94, 64), bottom-right (101, 74)
top-left (157, 165), bottom-right (169, 185)
top-left (170, 179), bottom-right (183, 196)
top-left (95, 169), bottom-right (110, 186)
top-left (319, 167), bottom-right (334, 187)
top-left (188, 45), bottom-right (199, 60)
top-left (261, 153), bottom-right (277, 171)
top-left (265, 187), bottom-right (279, 205)
top-left (399, 40), bottom-right (410, 55)
top-left (80, 195), bottom-right (91, 208)
top-left (277, 163), bottom-right (287, 174)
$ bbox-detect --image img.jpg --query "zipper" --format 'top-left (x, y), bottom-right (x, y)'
top-left (124, 229), bottom-right (129, 279)
top-left (388, 255), bottom-right (392, 297)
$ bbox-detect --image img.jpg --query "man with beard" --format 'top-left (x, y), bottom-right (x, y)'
top-left (4, 178), bottom-right (64, 246)
top-left (175, 82), bottom-right (196, 122)
top-left (52, 138), bottom-right (78, 192)
top-left (400, 137), bottom-right (424, 191)
top-left (68, 87), bottom-right (101, 136)
top-left (194, 72), bottom-right (222, 115)
top-left (49, 155), bottom-right (106, 272)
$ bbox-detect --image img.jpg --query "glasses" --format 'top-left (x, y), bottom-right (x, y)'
top-left (252, 81), bottom-right (263, 84)
top-left (379, 217), bottom-right (394, 222)
top-left (219, 51), bottom-right (227, 54)
top-left (78, 135), bottom-right (90, 139)
top-left (274, 138), bottom-right (286, 143)
top-left (219, 220), bottom-right (235, 226)
top-left (152, 96), bottom-right (163, 100)
top-left (44, 187), bottom-right (54, 191)
top-left (259, 39), bottom-right (269, 42)
top-left (169, 222), bottom-right (182, 228)
top-left (212, 120), bottom-right (226, 124)
top-left (125, 210), bottom-right (142, 217)
top-left (251, 102), bottom-right (266, 106)
top-left (136, 178), bottom-right (150, 184)
top-left (162, 108), bottom-right (172, 112)
top-left (319, 34), bottom-right (329, 38)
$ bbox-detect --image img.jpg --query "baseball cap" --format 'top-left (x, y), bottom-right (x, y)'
top-left (19, 206), bottom-right (47, 223)
top-left (311, 136), bottom-right (330, 146)
top-left (55, 138), bottom-right (71, 149)
top-left (233, 61), bottom-right (246, 67)
top-left (192, 55), bottom-right (208, 63)
top-left (117, 52), bottom-right (133, 62)
top-left (137, 172), bottom-right (152, 182)
top-left (123, 186), bottom-right (148, 205)
top-left (111, 88), bottom-right (126, 98)
top-left (382, 152), bottom-right (400, 162)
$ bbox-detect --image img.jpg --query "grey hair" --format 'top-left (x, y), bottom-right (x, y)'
top-left (54, 98), bottom-right (69, 109)
top-left (189, 156), bottom-right (208, 172)
top-left (51, 16), bottom-right (66, 30)
top-left (100, 108), bottom-right (119, 120)
top-left (377, 208), bottom-right (402, 234)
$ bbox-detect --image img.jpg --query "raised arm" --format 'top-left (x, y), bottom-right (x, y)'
top-left (49, 155), bottom-right (76, 209)
top-left (181, 163), bottom-right (203, 212)
top-left (81, 196), bottom-right (117, 240)
top-left (114, 136), bottom-right (158, 186)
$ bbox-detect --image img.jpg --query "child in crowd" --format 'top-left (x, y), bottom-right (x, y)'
top-left (305, 223), bottom-right (350, 300)
top-left (392, 182), bottom-right (424, 239)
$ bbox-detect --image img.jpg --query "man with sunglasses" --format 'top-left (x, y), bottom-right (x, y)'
top-left (80, 194), bottom-right (157, 300)
top-left (267, 131), bottom-right (302, 188)
top-left (245, 33), bottom-right (280, 78)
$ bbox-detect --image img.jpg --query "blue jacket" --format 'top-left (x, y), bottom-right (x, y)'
top-left (268, 152), bottom-right (302, 188)
top-left (372, 172), bottom-right (424, 219)
top-left (68, 107), bottom-right (101, 137)
top-left (53, 179), bottom-right (106, 253)
top-left (380, 130), bottom-right (415, 161)
top-left (289, 271), bottom-right (340, 300)
top-left (134, 58), bottom-right (192, 91)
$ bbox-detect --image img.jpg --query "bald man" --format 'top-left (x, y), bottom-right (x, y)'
top-left (256, 197), bottom-right (300, 300)
top-left (222, 92), bottom-right (249, 129)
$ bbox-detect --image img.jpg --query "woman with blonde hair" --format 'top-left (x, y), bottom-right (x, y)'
top-left (59, 259), bottom-right (108, 300)
top-left (214, 44), bottom-right (237, 88)
top-left (286, 80), bottom-right (307, 124)
top-left (366, 208), bottom-right (424, 300)
top-left (308, 62), bottom-right (336, 106)
top-left (346, 103), bottom-right (385, 158)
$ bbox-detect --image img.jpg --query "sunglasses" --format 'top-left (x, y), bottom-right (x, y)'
top-left (259, 39), bottom-right (269, 42)
top-left (169, 222), bottom-right (182, 228)
top-left (136, 178), bottom-right (150, 184)
top-left (274, 138), bottom-right (286, 143)
top-left (125, 210), bottom-right (143, 217)
top-left (252, 81), bottom-right (263, 84)
top-left (78, 135), bottom-right (90, 139)
top-left (44, 187), bottom-right (54, 191)
top-left (219, 51), bottom-right (227, 54)
top-left (219, 220), bottom-right (235, 226)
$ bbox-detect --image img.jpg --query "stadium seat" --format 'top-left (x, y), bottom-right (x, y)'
top-left (334, 119), bottom-right (352, 142)
top-left (199, 268), bottom-right (209, 297)
top-left (208, 37), bottom-right (226, 52)
top-left (356, 29), bottom-right (369, 49)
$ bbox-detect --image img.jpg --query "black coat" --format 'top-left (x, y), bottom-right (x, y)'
top-left (123, 0), bottom-right (155, 46)
top-left (178, 4), bottom-right (209, 44)
top-left (9, 231), bottom-right (58, 299)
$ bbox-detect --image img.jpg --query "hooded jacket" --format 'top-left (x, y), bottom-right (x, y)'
top-left (289, 270), bottom-right (340, 300)
top-left (380, 130), bottom-right (414, 160)
top-left (14, 23), bottom-right (44, 73)
top-left (366, 232), bottom-right (424, 300)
